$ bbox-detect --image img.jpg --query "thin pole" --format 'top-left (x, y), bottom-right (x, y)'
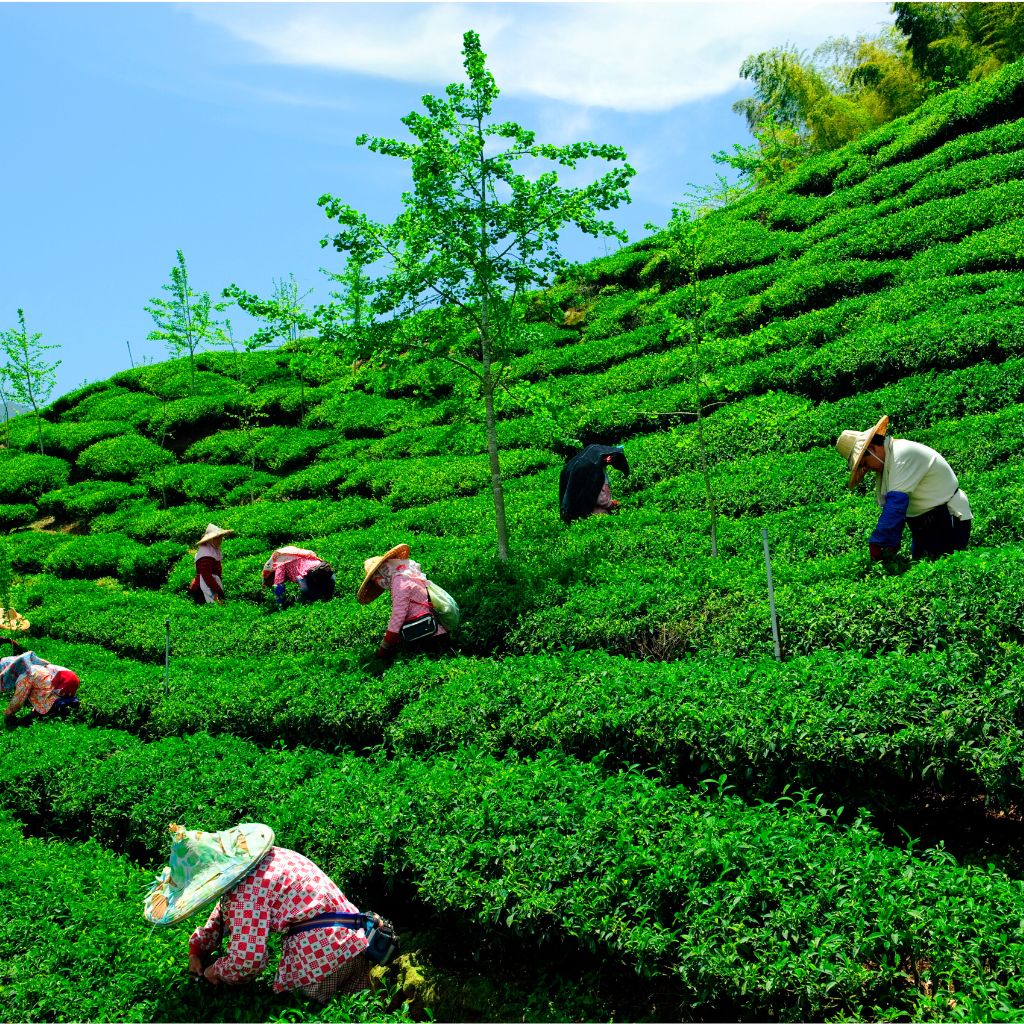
top-left (761, 529), bottom-right (782, 662)
top-left (163, 618), bottom-right (171, 695)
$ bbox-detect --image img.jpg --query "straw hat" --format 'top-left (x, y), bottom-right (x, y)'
top-left (357, 544), bottom-right (410, 604)
top-left (198, 524), bottom-right (234, 545)
top-left (144, 822), bottom-right (274, 927)
top-left (835, 414), bottom-right (889, 488)
top-left (0, 608), bottom-right (30, 632)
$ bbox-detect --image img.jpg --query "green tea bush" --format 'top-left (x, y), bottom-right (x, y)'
top-left (118, 539), bottom-right (187, 589)
top-left (64, 385), bottom-right (162, 426)
top-left (43, 533), bottom-right (145, 579)
top-left (0, 503), bottom-right (38, 530)
top-left (3, 725), bottom-right (1023, 1021)
top-left (92, 501), bottom-right (210, 544)
top-left (184, 426), bottom-right (337, 471)
top-left (5, 417), bottom-right (128, 458)
top-left (8, 530), bottom-right (71, 572)
top-left (77, 434), bottom-right (175, 481)
top-left (143, 463), bottom-right (258, 504)
top-left (0, 452), bottom-right (70, 503)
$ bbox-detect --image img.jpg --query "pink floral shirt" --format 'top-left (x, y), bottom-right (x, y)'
top-left (188, 846), bottom-right (367, 992)
top-left (385, 570), bottom-right (448, 640)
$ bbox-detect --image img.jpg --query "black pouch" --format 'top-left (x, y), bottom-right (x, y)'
top-left (400, 613), bottom-right (437, 643)
top-left (363, 914), bottom-right (400, 966)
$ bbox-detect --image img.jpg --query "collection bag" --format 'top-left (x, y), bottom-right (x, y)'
top-left (399, 613), bottom-right (438, 643)
top-left (426, 581), bottom-right (461, 631)
top-left (288, 911), bottom-right (400, 966)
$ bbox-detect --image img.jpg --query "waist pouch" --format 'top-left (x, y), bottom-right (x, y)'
top-left (400, 613), bottom-right (437, 643)
top-left (287, 911), bottom-right (400, 966)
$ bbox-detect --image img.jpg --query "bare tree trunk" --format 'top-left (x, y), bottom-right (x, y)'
top-left (477, 113), bottom-right (509, 563)
top-left (481, 339), bottom-right (509, 562)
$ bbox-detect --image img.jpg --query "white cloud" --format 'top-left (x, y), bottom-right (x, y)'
top-left (190, 2), bottom-right (892, 113)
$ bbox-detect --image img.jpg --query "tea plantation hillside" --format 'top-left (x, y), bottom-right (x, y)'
top-left (2, 61), bottom-right (1024, 1023)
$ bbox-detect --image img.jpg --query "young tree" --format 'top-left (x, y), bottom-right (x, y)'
top-left (0, 309), bottom-right (61, 456)
top-left (225, 271), bottom-right (345, 421)
top-left (146, 250), bottom-right (226, 395)
top-left (317, 30), bottom-right (634, 561)
top-left (645, 185), bottom-right (736, 558)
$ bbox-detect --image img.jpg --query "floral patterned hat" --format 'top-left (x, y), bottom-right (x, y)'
top-left (144, 822), bottom-right (274, 927)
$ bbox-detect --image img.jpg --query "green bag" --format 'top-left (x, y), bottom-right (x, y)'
top-left (426, 580), bottom-right (460, 631)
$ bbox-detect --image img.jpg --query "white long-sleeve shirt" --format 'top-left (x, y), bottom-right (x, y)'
top-left (874, 438), bottom-right (972, 520)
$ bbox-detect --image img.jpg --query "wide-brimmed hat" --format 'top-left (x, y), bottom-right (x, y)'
top-left (198, 524), bottom-right (235, 546)
top-left (0, 608), bottom-right (30, 632)
top-left (835, 415), bottom-right (889, 487)
top-left (144, 822), bottom-right (274, 927)
top-left (357, 544), bottom-right (410, 604)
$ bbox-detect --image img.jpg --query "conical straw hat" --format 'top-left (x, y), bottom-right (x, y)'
top-left (835, 414), bottom-right (889, 488)
top-left (144, 822), bottom-right (274, 926)
top-left (357, 544), bottom-right (410, 604)
top-left (0, 608), bottom-right (30, 632)
top-left (198, 524), bottom-right (234, 545)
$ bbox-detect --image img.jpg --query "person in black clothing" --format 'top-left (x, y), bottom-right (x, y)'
top-left (559, 445), bottom-right (630, 525)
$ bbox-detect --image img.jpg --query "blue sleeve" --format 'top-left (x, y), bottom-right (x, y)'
top-left (869, 491), bottom-right (910, 548)
top-left (273, 583), bottom-right (287, 604)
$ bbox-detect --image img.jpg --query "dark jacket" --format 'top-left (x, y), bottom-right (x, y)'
top-left (559, 445), bottom-right (630, 525)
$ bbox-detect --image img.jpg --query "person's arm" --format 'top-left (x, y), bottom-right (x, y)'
top-left (3, 673), bottom-right (32, 717)
top-left (377, 577), bottom-right (411, 657)
top-left (202, 899), bottom-right (269, 986)
top-left (188, 901), bottom-right (225, 976)
top-left (272, 562), bottom-right (289, 605)
top-left (868, 491), bottom-right (910, 559)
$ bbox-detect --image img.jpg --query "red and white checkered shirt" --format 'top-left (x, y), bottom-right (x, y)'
top-left (188, 846), bottom-right (367, 992)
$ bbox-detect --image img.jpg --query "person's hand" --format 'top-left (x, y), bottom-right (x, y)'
top-left (869, 543), bottom-right (896, 562)
top-left (203, 964), bottom-right (221, 986)
top-left (609, 500), bottom-right (621, 511)
top-left (3, 714), bottom-right (17, 730)
top-left (375, 645), bottom-right (395, 661)
top-left (188, 953), bottom-right (204, 978)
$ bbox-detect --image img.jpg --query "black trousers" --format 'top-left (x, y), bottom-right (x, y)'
top-left (907, 505), bottom-right (971, 559)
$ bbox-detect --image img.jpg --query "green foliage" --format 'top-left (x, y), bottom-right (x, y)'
top-left (5, 417), bottom-right (128, 458)
top-left (0, 503), bottom-right (38, 531)
top-left (77, 433), bottom-right (176, 481)
top-left (6, 59), bottom-right (1024, 1024)
top-left (319, 29), bottom-right (634, 561)
top-left (145, 250), bottom-right (228, 395)
top-left (0, 308), bottom-right (61, 455)
top-left (37, 481), bottom-right (147, 520)
top-left (0, 451), bottom-right (70, 503)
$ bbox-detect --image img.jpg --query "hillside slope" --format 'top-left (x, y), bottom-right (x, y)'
top-left (2, 60), bottom-right (1024, 1022)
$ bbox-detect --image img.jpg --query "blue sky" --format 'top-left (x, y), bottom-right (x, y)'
top-left (2, 2), bottom-right (893, 398)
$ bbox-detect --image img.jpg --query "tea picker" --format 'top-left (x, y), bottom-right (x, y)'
top-left (836, 415), bottom-right (972, 562)
top-left (262, 545), bottom-right (336, 608)
top-left (187, 524), bottom-right (233, 605)
top-left (1, 642), bottom-right (81, 726)
top-left (144, 822), bottom-right (398, 1005)
top-left (358, 543), bottom-right (458, 661)
top-left (559, 444), bottom-right (630, 525)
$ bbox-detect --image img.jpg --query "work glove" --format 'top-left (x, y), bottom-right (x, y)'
top-left (869, 543), bottom-right (897, 562)
top-left (3, 714), bottom-right (18, 730)
top-left (375, 645), bottom-right (396, 661)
